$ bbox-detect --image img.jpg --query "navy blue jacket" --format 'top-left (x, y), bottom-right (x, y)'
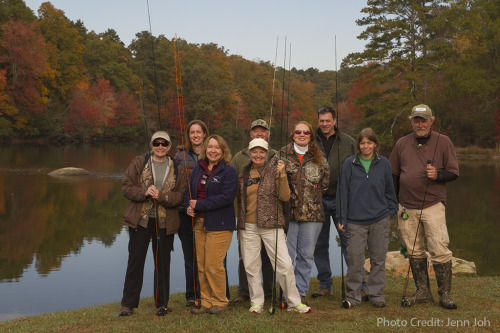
top-left (337, 153), bottom-right (398, 225)
top-left (184, 160), bottom-right (238, 231)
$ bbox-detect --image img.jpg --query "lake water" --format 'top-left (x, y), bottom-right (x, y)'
top-left (0, 143), bottom-right (498, 321)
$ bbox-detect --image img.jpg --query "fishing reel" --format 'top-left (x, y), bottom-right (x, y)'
top-left (156, 306), bottom-right (169, 316)
top-left (342, 300), bottom-right (352, 309)
top-left (401, 297), bottom-right (412, 308)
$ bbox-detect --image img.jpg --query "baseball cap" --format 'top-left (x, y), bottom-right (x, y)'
top-left (250, 119), bottom-right (270, 131)
top-left (410, 104), bottom-right (433, 119)
top-left (150, 131), bottom-right (171, 144)
top-left (248, 138), bottom-right (269, 151)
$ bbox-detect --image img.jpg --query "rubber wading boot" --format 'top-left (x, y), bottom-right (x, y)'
top-left (433, 260), bottom-right (457, 310)
top-left (407, 257), bottom-right (434, 305)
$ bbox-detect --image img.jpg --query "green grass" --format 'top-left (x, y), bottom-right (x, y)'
top-left (2, 275), bottom-right (498, 332)
top-left (455, 145), bottom-right (500, 156)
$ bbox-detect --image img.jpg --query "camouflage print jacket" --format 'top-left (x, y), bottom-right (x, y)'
top-left (281, 143), bottom-right (330, 222)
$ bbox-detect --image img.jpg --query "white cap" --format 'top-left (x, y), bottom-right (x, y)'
top-left (248, 138), bottom-right (268, 151)
top-left (150, 131), bottom-right (171, 144)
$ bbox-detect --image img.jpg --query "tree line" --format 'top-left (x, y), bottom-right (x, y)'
top-left (0, 0), bottom-right (498, 148)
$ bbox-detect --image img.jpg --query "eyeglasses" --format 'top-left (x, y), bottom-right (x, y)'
top-left (152, 141), bottom-right (169, 147)
top-left (200, 174), bottom-right (208, 187)
top-left (294, 130), bottom-right (311, 135)
top-left (245, 177), bottom-right (260, 186)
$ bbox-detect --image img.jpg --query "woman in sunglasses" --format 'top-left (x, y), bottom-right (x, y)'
top-left (184, 134), bottom-right (238, 315)
top-left (120, 131), bottom-right (187, 316)
top-left (281, 121), bottom-right (329, 304)
top-left (237, 138), bottom-right (311, 314)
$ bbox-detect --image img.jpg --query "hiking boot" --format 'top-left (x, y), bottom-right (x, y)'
top-left (209, 305), bottom-right (227, 314)
top-left (372, 300), bottom-right (386, 308)
top-left (118, 306), bottom-right (133, 317)
top-left (190, 306), bottom-right (210, 315)
top-left (228, 295), bottom-right (249, 306)
top-left (311, 288), bottom-right (331, 298)
top-left (249, 305), bottom-right (263, 313)
top-left (300, 296), bottom-right (309, 306)
top-left (287, 303), bottom-right (311, 313)
top-left (406, 257), bottom-right (434, 305)
top-left (361, 289), bottom-right (370, 302)
top-left (433, 261), bottom-right (457, 310)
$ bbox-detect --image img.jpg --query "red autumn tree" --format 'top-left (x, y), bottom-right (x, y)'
top-left (65, 78), bottom-right (117, 139)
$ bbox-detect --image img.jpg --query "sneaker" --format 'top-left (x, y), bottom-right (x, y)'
top-left (155, 306), bottom-right (172, 316)
top-left (228, 295), bottom-right (249, 306)
top-left (361, 289), bottom-right (370, 302)
top-left (209, 305), bottom-right (227, 314)
top-left (311, 288), bottom-right (331, 298)
top-left (249, 305), bottom-right (263, 313)
top-left (118, 306), bottom-right (134, 317)
top-left (287, 303), bottom-right (311, 313)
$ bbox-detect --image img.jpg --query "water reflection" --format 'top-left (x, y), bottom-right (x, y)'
top-left (0, 144), bottom-right (498, 321)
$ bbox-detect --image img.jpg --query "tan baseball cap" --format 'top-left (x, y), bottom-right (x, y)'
top-left (410, 104), bottom-right (433, 119)
top-left (150, 131), bottom-right (171, 144)
top-left (248, 138), bottom-right (269, 151)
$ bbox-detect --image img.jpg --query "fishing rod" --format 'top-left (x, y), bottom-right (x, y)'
top-left (146, 0), bottom-right (167, 315)
top-left (268, 36), bottom-right (279, 141)
top-left (279, 42), bottom-right (292, 310)
top-left (400, 121), bottom-right (441, 307)
top-left (174, 36), bottom-right (200, 308)
top-left (334, 37), bottom-right (349, 309)
top-left (269, 36), bottom-right (287, 316)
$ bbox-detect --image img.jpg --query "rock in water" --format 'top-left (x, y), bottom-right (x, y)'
top-left (48, 167), bottom-right (91, 176)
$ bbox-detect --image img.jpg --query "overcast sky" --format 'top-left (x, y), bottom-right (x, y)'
top-left (24, 0), bottom-right (369, 71)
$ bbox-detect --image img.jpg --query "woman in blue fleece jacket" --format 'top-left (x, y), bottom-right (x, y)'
top-left (337, 128), bottom-right (398, 308)
top-left (184, 134), bottom-right (238, 315)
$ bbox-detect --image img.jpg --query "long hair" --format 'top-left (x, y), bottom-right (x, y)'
top-left (290, 121), bottom-right (324, 165)
top-left (356, 128), bottom-right (379, 156)
top-left (178, 119), bottom-right (209, 151)
top-left (199, 134), bottom-right (232, 164)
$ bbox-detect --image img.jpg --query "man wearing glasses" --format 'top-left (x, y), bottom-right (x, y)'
top-left (229, 119), bottom-right (277, 305)
top-left (312, 107), bottom-right (368, 299)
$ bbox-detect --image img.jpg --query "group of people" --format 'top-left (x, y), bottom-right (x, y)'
top-left (118, 103), bottom-right (459, 317)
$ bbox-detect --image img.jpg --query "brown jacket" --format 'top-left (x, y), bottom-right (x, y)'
top-left (237, 156), bottom-right (290, 229)
top-left (122, 155), bottom-right (187, 235)
top-left (281, 143), bottom-right (330, 222)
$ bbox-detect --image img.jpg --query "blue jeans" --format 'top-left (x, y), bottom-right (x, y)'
top-left (287, 221), bottom-right (323, 296)
top-left (315, 197), bottom-right (367, 291)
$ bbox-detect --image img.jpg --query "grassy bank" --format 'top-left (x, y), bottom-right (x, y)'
top-left (2, 275), bottom-right (498, 332)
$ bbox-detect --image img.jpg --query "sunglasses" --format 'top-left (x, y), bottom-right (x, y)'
top-left (200, 174), bottom-right (208, 187)
top-left (245, 177), bottom-right (260, 186)
top-left (152, 141), bottom-right (169, 147)
top-left (294, 130), bottom-right (311, 135)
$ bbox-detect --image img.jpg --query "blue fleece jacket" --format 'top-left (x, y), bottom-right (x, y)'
top-left (184, 160), bottom-right (238, 231)
top-left (336, 153), bottom-right (398, 225)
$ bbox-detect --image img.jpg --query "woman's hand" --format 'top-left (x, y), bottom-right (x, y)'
top-left (189, 200), bottom-right (197, 209)
top-left (187, 206), bottom-right (195, 217)
top-left (277, 160), bottom-right (285, 175)
top-left (146, 185), bottom-right (159, 199)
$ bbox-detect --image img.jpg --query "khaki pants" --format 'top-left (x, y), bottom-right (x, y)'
top-left (397, 202), bottom-right (452, 264)
top-left (240, 223), bottom-right (301, 308)
top-left (194, 218), bottom-right (233, 308)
